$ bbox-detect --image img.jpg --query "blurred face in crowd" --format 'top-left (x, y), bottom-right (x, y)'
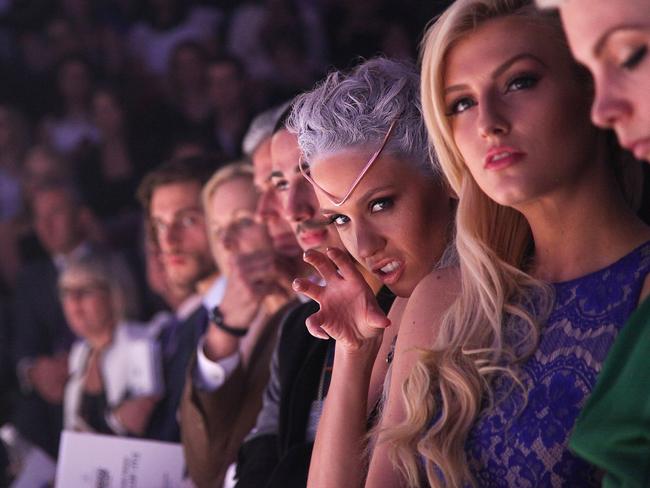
top-left (310, 148), bottom-right (451, 298)
top-left (32, 188), bottom-right (84, 256)
top-left (0, 107), bottom-right (13, 151)
top-left (93, 90), bottom-right (124, 136)
top-left (270, 129), bottom-right (343, 252)
top-left (207, 175), bottom-right (273, 272)
top-left (60, 272), bottom-right (115, 342)
top-left (150, 181), bottom-right (216, 290)
top-left (171, 45), bottom-right (206, 91)
top-left (252, 136), bottom-right (302, 258)
top-left (58, 59), bottom-right (92, 106)
top-left (207, 61), bottom-right (244, 111)
top-left (557, 0), bottom-right (650, 161)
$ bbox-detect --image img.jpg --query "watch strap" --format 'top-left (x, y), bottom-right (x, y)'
top-left (209, 306), bottom-right (248, 337)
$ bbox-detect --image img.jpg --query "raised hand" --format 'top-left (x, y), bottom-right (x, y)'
top-left (236, 248), bottom-right (296, 300)
top-left (218, 252), bottom-right (268, 329)
top-left (293, 247), bottom-right (390, 351)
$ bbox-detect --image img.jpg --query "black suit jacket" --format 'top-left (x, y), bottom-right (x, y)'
top-left (146, 304), bottom-right (208, 442)
top-left (235, 300), bottom-right (324, 488)
top-left (11, 258), bottom-right (75, 458)
top-left (236, 287), bottom-right (395, 488)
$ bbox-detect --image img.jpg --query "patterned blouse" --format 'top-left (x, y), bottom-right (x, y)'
top-left (465, 240), bottom-right (650, 486)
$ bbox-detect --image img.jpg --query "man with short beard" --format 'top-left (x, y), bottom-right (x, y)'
top-left (137, 156), bottom-right (220, 442)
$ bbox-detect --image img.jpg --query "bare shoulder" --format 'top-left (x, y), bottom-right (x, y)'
top-left (410, 267), bottom-right (460, 306)
top-left (398, 267), bottom-right (461, 348)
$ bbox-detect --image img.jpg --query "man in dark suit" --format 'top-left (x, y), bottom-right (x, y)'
top-left (12, 180), bottom-right (90, 461)
top-left (137, 156), bottom-right (221, 442)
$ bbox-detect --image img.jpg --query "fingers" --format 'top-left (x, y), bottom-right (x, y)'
top-left (292, 277), bottom-right (323, 302)
top-left (305, 312), bottom-right (329, 340)
top-left (367, 303), bottom-right (392, 329)
top-left (325, 247), bottom-right (363, 280)
top-left (303, 249), bottom-right (340, 282)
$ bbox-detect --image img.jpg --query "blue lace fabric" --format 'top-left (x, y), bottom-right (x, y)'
top-left (464, 241), bottom-right (650, 487)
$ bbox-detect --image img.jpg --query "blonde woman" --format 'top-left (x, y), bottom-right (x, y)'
top-left (181, 162), bottom-right (297, 488)
top-left (60, 251), bottom-right (162, 436)
top-left (298, 1), bottom-right (650, 486)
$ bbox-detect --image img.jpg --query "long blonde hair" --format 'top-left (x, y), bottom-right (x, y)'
top-left (380, 1), bottom-right (565, 486)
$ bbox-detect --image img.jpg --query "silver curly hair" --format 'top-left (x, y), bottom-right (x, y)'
top-left (286, 57), bottom-right (439, 178)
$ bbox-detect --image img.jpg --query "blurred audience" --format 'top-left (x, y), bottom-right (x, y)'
top-left (9, 179), bottom-right (94, 483)
top-left (204, 55), bottom-right (255, 159)
top-left (127, 0), bottom-right (221, 86)
top-left (0, 1), bottom-right (447, 485)
top-left (38, 55), bottom-right (99, 156)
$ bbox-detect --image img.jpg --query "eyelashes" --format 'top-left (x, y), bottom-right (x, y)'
top-left (446, 97), bottom-right (476, 116)
top-left (325, 197), bottom-right (395, 228)
top-left (621, 45), bottom-right (647, 70)
top-left (445, 72), bottom-right (541, 116)
top-left (327, 214), bottom-right (349, 226)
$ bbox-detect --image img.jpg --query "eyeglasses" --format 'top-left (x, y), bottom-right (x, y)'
top-left (59, 283), bottom-right (108, 301)
top-left (299, 120), bottom-right (396, 207)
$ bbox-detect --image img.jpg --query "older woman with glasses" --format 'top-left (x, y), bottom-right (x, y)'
top-left (60, 251), bottom-right (163, 437)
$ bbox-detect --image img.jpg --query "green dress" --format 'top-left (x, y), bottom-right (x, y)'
top-left (570, 297), bottom-right (650, 487)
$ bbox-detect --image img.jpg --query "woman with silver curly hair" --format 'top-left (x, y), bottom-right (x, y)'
top-left (287, 57), bottom-right (456, 488)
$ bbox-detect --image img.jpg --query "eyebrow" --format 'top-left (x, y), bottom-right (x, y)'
top-left (153, 206), bottom-right (202, 221)
top-left (269, 162), bottom-right (303, 179)
top-left (593, 24), bottom-right (649, 57)
top-left (444, 52), bottom-right (548, 95)
top-left (320, 184), bottom-right (395, 215)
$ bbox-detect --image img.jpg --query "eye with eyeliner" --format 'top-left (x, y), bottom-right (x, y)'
top-left (446, 95), bottom-right (476, 116)
top-left (505, 72), bottom-right (540, 92)
top-left (369, 196), bottom-right (394, 213)
top-left (621, 45), bottom-right (647, 70)
top-left (327, 214), bottom-right (349, 226)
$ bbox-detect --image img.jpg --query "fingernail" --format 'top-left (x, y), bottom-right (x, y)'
top-left (292, 279), bottom-right (302, 291)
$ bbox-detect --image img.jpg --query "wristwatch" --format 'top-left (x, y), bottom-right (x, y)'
top-left (209, 306), bottom-right (248, 337)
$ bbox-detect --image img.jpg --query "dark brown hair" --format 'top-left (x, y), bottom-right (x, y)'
top-left (137, 154), bottom-right (225, 216)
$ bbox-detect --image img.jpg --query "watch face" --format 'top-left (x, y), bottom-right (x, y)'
top-left (209, 306), bottom-right (248, 337)
top-left (209, 306), bottom-right (223, 325)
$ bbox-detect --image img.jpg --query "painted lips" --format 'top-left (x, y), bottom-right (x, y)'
top-left (484, 147), bottom-right (527, 170)
top-left (372, 259), bottom-right (404, 285)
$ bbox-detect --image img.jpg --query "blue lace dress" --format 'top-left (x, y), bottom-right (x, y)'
top-left (464, 241), bottom-right (650, 487)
